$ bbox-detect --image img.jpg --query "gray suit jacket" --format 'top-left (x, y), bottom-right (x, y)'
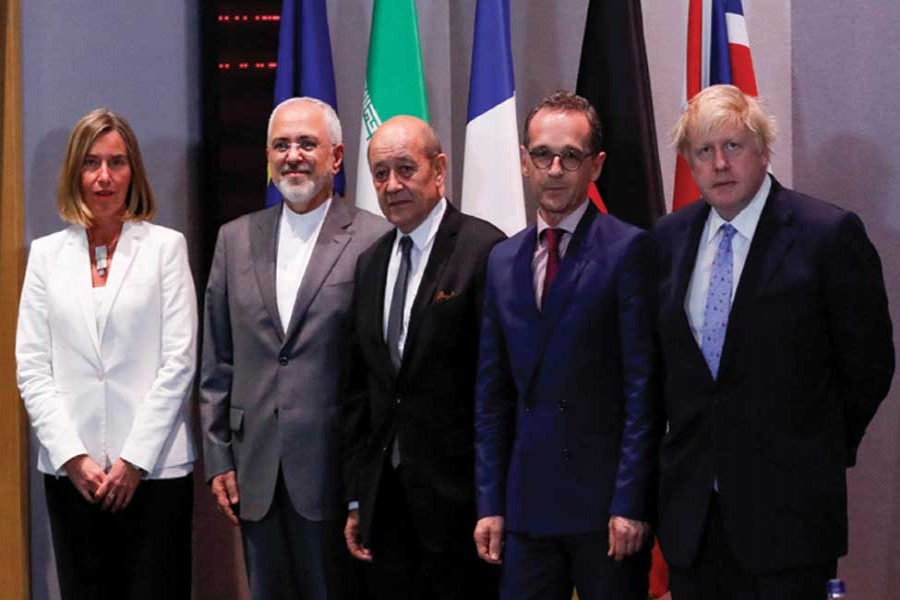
top-left (200, 199), bottom-right (390, 521)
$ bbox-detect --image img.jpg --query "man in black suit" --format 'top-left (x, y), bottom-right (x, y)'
top-left (654, 84), bottom-right (894, 600)
top-left (341, 115), bottom-right (505, 600)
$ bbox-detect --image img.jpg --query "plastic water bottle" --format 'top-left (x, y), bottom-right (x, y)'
top-left (826, 579), bottom-right (847, 599)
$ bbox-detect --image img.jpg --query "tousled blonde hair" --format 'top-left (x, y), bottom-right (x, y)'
top-left (672, 84), bottom-right (776, 157)
top-left (57, 108), bottom-right (156, 227)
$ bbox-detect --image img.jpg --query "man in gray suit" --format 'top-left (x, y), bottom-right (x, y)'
top-left (200, 97), bottom-right (389, 599)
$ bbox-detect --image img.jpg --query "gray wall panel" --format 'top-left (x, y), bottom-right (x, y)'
top-left (792, 3), bottom-right (900, 598)
top-left (21, 3), bottom-right (202, 599)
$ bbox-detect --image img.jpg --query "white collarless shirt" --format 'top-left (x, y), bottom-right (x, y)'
top-left (382, 198), bottom-right (447, 358)
top-left (276, 198), bottom-right (331, 332)
top-left (685, 175), bottom-right (771, 347)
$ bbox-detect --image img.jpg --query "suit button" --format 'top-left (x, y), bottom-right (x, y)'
top-left (562, 448), bottom-right (571, 462)
top-left (278, 355), bottom-right (288, 366)
top-left (395, 397), bottom-right (402, 405)
top-left (382, 445), bottom-right (388, 453)
top-left (525, 407), bottom-right (531, 413)
top-left (558, 402), bottom-right (566, 412)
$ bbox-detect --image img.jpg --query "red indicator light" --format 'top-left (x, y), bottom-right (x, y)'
top-left (218, 14), bottom-right (279, 22)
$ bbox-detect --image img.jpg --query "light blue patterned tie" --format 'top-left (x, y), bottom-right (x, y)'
top-left (702, 224), bottom-right (737, 379)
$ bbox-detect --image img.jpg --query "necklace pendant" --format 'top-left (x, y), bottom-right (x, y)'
top-left (95, 244), bottom-right (109, 276)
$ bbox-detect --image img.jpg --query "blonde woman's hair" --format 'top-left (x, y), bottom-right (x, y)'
top-left (57, 108), bottom-right (156, 226)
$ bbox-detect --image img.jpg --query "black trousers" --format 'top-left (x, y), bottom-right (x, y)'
top-left (364, 463), bottom-right (500, 600)
top-left (669, 494), bottom-right (837, 600)
top-left (44, 473), bottom-right (193, 600)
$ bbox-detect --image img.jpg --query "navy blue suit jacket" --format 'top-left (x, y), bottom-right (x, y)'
top-left (475, 203), bottom-right (659, 536)
top-left (653, 178), bottom-right (894, 573)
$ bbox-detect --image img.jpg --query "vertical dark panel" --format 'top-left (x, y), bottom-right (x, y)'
top-left (196, 5), bottom-right (282, 599)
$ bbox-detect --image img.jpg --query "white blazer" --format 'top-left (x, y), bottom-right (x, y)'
top-left (16, 221), bottom-right (197, 478)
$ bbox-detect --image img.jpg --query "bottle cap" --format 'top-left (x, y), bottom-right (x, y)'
top-left (827, 579), bottom-right (846, 595)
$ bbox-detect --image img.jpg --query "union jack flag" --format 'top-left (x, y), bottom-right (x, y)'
top-left (672, 0), bottom-right (759, 210)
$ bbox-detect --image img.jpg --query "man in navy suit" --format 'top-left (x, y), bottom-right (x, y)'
top-left (654, 84), bottom-right (894, 600)
top-left (474, 91), bottom-right (659, 600)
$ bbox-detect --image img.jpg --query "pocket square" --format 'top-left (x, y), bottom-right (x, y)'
top-left (434, 290), bottom-right (457, 303)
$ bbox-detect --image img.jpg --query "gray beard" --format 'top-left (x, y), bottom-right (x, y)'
top-left (275, 177), bottom-right (318, 210)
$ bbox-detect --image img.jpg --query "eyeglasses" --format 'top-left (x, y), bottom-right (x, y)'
top-left (270, 139), bottom-right (322, 154)
top-left (528, 147), bottom-right (592, 171)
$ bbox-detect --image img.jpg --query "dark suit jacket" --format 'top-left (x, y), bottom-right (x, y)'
top-left (475, 203), bottom-right (659, 536)
top-left (200, 200), bottom-right (390, 521)
top-left (653, 178), bottom-right (894, 573)
top-left (342, 202), bottom-right (506, 552)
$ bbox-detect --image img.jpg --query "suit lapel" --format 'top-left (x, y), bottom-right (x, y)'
top-left (521, 204), bottom-right (596, 402)
top-left (70, 227), bottom-right (102, 364)
top-left (363, 233), bottom-right (396, 380)
top-left (250, 204), bottom-right (284, 340)
top-left (720, 181), bottom-right (794, 373)
top-left (283, 200), bottom-right (353, 345)
top-left (538, 204), bottom-right (596, 323)
top-left (401, 204), bottom-right (461, 374)
top-left (673, 201), bottom-right (711, 351)
top-left (98, 221), bottom-right (143, 344)
top-left (512, 226), bottom-right (540, 319)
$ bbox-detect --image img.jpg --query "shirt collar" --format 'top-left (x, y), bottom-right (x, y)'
top-left (280, 197), bottom-right (332, 235)
top-left (395, 197), bottom-right (447, 252)
top-left (536, 199), bottom-right (590, 241)
top-left (705, 174), bottom-right (771, 246)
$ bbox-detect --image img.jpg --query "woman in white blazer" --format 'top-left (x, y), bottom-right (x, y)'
top-left (16, 108), bottom-right (198, 599)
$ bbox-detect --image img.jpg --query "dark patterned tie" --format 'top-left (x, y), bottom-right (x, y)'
top-left (386, 236), bottom-right (413, 371)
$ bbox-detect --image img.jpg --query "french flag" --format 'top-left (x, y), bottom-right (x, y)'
top-left (672, 0), bottom-right (758, 210)
top-left (460, 0), bottom-right (526, 237)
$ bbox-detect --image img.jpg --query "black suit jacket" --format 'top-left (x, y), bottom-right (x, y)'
top-left (342, 202), bottom-right (506, 552)
top-left (653, 178), bottom-right (894, 573)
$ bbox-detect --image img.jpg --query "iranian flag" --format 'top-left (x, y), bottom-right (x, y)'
top-left (354, 0), bottom-right (429, 214)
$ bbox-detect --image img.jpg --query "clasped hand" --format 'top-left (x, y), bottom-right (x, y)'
top-left (63, 454), bottom-right (143, 512)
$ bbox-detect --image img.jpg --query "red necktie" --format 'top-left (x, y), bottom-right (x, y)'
top-left (542, 228), bottom-right (562, 305)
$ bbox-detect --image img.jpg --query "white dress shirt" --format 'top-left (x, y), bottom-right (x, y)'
top-left (276, 198), bottom-right (331, 331)
top-left (532, 199), bottom-right (590, 309)
top-left (685, 175), bottom-right (771, 348)
top-left (382, 198), bottom-right (447, 358)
